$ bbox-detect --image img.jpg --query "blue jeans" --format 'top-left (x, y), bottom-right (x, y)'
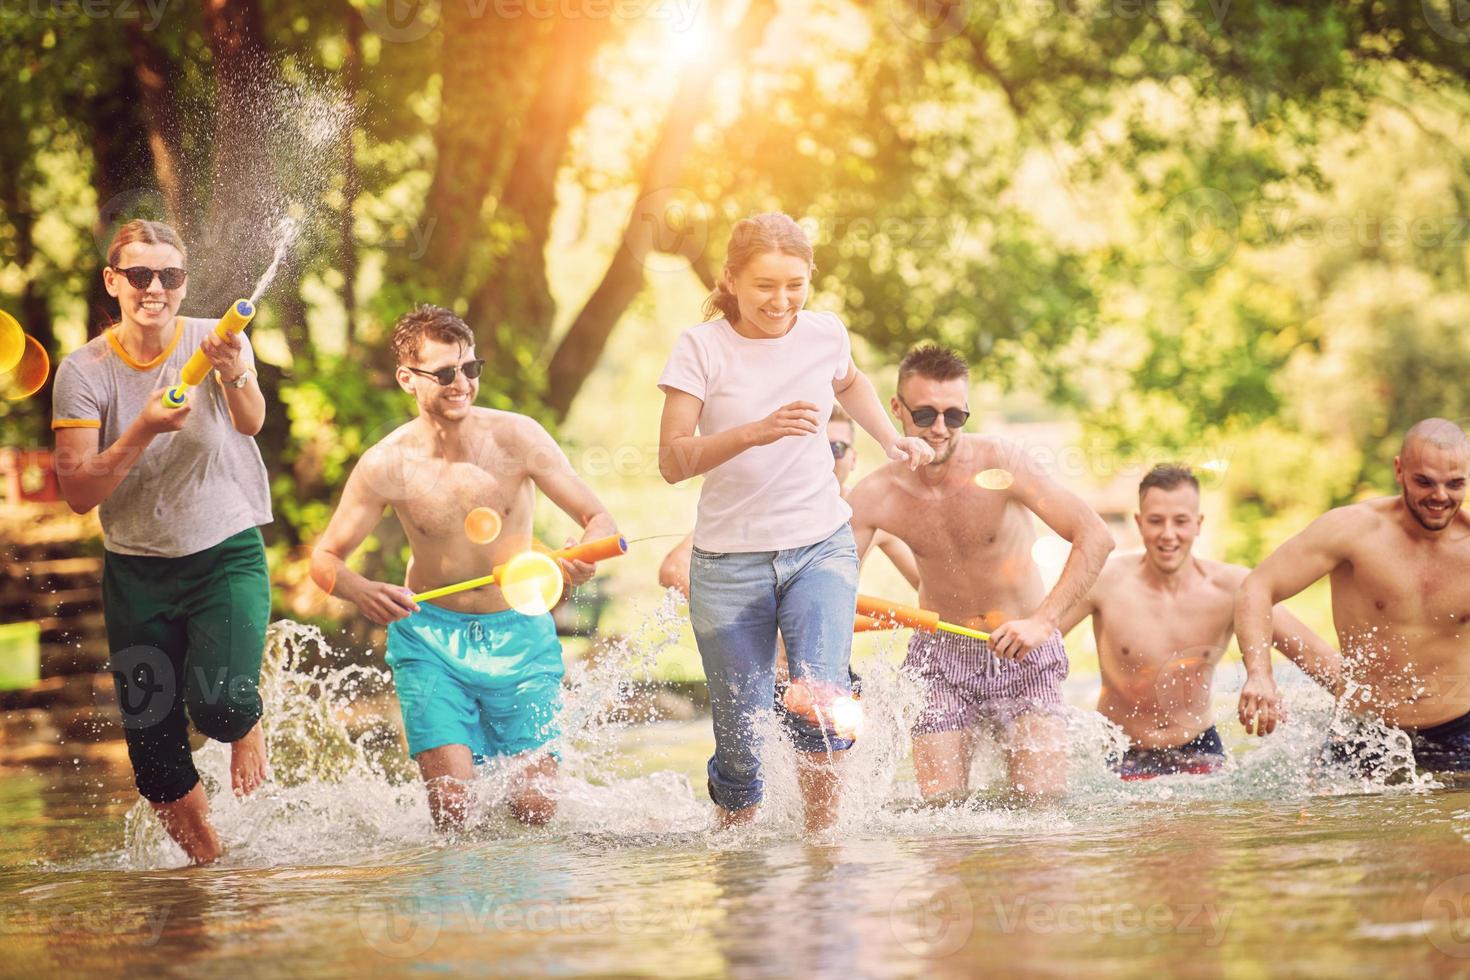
top-left (689, 523), bottom-right (860, 811)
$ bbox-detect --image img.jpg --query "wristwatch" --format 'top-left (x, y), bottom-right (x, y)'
top-left (223, 369), bottom-right (253, 389)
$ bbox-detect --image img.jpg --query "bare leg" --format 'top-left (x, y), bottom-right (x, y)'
top-left (230, 719), bottom-right (269, 797)
top-left (1005, 712), bottom-right (1068, 802)
top-left (913, 730), bottom-right (973, 802)
top-left (507, 754), bottom-right (557, 826)
top-left (151, 782), bottom-right (223, 865)
top-left (416, 744), bottom-right (476, 832)
top-left (799, 749), bottom-right (844, 832)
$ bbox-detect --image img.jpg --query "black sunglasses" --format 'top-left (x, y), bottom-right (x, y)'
top-left (829, 440), bottom-right (852, 459)
top-left (111, 266), bottom-right (188, 290)
top-left (897, 393), bottom-right (970, 430)
top-left (405, 358), bottom-right (486, 386)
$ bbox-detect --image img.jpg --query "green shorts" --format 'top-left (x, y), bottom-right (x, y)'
top-left (102, 527), bottom-right (270, 803)
top-left (386, 602), bottom-right (564, 761)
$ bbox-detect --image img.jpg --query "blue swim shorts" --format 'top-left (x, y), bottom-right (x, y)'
top-left (386, 602), bottom-right (565, 760)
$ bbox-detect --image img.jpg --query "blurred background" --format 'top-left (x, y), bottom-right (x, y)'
top-left (3, 0), bottom-right (1470, 691)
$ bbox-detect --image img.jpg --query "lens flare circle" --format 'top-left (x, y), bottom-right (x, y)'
top-left (1031, 536), bottom-right (1071, 571)
top-left (500, 551), bottom-right (564, 617)
top-left (1, 335), bottom-right (50, 400)
top-left (464, 507), bottom-right (503, 545)
top-left (974, 468), bottom-right (1014, 490)
top-left (0, 310), bottom-right (23, 373)
top-left (828, 696), bottom-right (864, 739)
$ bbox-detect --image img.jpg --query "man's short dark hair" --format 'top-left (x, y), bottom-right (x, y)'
top-left (897, 343), bottom-right (969, 388)
top-left (1138, 463), bottom-right (1200, 501)
top-left (390, 305), bottom-right (474, 365)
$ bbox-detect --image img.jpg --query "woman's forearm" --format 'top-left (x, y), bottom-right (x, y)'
top-left (660, 424), bottom-right (756, 483)
top-left (56, 420), bottom-right (157, 514)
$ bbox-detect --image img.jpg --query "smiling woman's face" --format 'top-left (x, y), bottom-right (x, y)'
top-left (105, 241), bottom-right (188, 331)
top-left (727, 251), bottom-right (809, 338)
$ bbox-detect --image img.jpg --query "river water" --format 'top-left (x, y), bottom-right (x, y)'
top-left (3, 613), bottom-right (1470, 977)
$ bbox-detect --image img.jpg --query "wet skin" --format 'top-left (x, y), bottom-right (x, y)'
top-left (1239, 437), bottom-right (1470, 732)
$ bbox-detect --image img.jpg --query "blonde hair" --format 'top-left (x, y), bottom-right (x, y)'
top-left (702, 212), bottom-right (814, 322)
top-left (106, 219), bottom-right (187, 267)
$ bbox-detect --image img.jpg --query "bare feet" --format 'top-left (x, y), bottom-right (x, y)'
top-left (151, 783), bottom-right (223, 865)
top-left (508, 755), bottom-right (558, 827)
top-left (715, 803), bottom-right (759, 829)
top-left (230, 720), bottom-right (269, 797)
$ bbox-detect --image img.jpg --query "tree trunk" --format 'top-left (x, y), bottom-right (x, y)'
top-left (124, 20), bottom-right (192, 230)
top-left (543, 0), bottom-right (777, 420)
top-left (415, 12), bottom-right (538, 301)
top-left (465, 16), bottom-right (617, 361)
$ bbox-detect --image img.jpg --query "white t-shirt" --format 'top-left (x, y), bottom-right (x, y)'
top-left (658, 310), bottom-right (854, 553)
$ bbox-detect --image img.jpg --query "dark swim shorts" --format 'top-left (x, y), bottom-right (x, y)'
top-left (1322, 710), bottom-right (1470, 775)
top-left (1112, 726), bottom-right (1227, 781)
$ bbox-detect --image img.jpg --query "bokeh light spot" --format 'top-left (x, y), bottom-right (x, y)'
top-left (464, 506), bottom-right (503, 545)
top-left (0, 310), bottom-right (23, 373)
top-left (1031, 536), bottom-right (1072, 576)
top-left (1, 335), bottom-right (50, 401)
top-left (975, 468), bottom-right (1014, 490)
top-left (829, 696), bottom-right (864, 739)
top-left (500, 550), bottom-right (564, 616)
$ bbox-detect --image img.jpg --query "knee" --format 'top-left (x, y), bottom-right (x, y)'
top-left (186, 672), bottom-right (261, 742)
top-left (187, 695), bottom-right (258, 743)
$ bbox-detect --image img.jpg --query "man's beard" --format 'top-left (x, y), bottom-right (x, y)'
top-left (1405, 489), bottom-right (1459, 530)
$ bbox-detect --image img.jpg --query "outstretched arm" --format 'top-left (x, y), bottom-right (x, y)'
top-left (833, 361), bottom-right (932, 470)
top-left (1235, 509), bottom-right (1354, 735)
top-left (519, 419), bottom-right (618, 585)
top-left (1269, 604), bottom-right (1345, 697)
top-left (989, 447), bottom-right (1115, 659)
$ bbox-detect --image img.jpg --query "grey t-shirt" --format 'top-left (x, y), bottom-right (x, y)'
top-left (51, 316), bottom-right (272, 558)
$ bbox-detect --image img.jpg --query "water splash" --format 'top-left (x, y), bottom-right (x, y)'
top-left (248, 218), bottom-right (302, 305)
top-left (104, 603), bottom-right (1444, 869)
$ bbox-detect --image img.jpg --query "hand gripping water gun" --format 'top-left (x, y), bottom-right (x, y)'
top-left (854, 594), bottom-right (990, 642)
top-left (411, 535), bottom-right (628, 603)
top-left (163, 299), bottom-right (256, 407)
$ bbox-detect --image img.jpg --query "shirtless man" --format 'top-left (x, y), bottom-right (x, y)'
top-left (314, 306), bottom-right (619, 830)
top-left (1237, 419), bottom-right (1470, 772)
top-left (1060, 464), bottom-right (1341, 779)
top-left (847, 344), bottom-right (1115, 801)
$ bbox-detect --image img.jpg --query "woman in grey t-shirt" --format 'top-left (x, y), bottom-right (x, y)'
top-left (52, 219), bottom-right (274, 865)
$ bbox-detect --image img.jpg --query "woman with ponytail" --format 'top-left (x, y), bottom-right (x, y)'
top-left (658, 212), bottom-right (933, 831)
